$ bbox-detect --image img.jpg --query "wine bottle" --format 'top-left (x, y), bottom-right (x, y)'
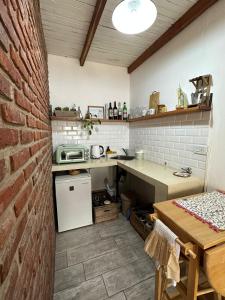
top-left (123, 102), bottom-right (127, 120)
top-left (113, 101), bottom-right (118, 120)
top-left (118, 102), bottom-right (122, 120)
top-left (108, 102), bottom-right (113, 120)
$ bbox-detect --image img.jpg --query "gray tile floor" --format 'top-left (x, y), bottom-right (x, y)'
top-left (54, 215), bottom-right (155, 300)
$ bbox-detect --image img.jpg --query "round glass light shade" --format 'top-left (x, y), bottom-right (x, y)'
top-left (112, 0), bottom-right (157, 35)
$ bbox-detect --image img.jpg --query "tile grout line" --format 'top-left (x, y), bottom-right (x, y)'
top-left (101, 274), bottom-right (110, 299)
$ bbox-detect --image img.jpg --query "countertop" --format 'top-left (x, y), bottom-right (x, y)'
top-left (52, 158), bottom-right (204, 201)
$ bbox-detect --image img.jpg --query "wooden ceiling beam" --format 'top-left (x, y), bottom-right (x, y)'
top-left (128, 0), bottom-right (218, 74)
top-left (80, 0), bottom-right (107, 66)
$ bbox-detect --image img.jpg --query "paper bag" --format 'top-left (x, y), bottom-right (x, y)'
top-left (149, 91), bottom-right (160, 110)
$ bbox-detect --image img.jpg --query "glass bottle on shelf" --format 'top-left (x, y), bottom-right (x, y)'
top-left (118, 102), bottom-right (122, 120)
top-left (113, 101), bottom-right (118, 120)
top-left (123, 102), bottom-right (127, 120)
top-left (108, 102), bottom-right (113, 120)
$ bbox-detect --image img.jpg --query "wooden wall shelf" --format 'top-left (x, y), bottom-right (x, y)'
top-left (129, 107), bottom-right (211, 122)
top-left (50, 107), bottom-right (211, 124)
top-left (50, 116), bottom-right (127, 123)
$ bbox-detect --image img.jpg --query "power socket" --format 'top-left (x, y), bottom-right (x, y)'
top-left (193, 145), bottom-right (208, 156)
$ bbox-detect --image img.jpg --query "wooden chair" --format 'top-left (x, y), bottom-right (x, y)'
top-left (150, 214), bottom-right (224, 300)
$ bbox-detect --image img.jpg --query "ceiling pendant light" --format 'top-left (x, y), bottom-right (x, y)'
top-left (112, 0), bottom-right (157, 35)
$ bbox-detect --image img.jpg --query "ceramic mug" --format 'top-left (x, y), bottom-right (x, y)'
top-left (149, 108), bottom-right (156, 115)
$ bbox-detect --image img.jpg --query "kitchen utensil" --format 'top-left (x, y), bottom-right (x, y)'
top-left (91, 145), bottom-right (104, 159)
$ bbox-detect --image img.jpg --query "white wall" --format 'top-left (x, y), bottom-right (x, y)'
top-left (48, 56), bottom-right (130, 190)
top-left (130, 1), bottom-right (225, 191)
top-left (48, 54), bottom-right (130, 115)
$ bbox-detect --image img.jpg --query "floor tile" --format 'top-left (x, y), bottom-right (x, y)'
top-left (132, 243), bottom-right (149, 260)
top-left (67, 239), bottom-right (118, 266)
top-left (84, 246), bottom-right (138, 280)
top-left (98, 221), bottom-right (133, 239)
top-left (56, 228), bottom-right (101, 253)
top-left (55, 251), bottom-right (67, 271)
top-left (124, 277), bottom-right (155, 300)
top-left (106, 292), bottom-right (126, 300)
top-left (54, 276), bottom-right (107, 300)
top-left (103, 258), bottom-right (155, 296)
top-left (114, 230), bottom-right (143, 248)
top-left (54, 264), bottom-right (85, 293)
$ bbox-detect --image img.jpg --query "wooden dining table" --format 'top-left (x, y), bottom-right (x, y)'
top-left (153, 196), bottom-right (225, 300)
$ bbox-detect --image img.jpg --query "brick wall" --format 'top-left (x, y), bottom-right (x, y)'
top-left (0, 0), bottom-right (55, 299)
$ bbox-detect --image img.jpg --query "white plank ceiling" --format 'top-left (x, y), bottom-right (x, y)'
top-left (40, 0), bottom-right (198, 67)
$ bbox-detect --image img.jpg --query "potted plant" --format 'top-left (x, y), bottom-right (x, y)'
top-left (82, 119), bottom-right (101, 135)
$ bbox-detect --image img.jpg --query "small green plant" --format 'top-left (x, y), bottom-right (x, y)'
top-left (63, 107), bottom-right (70, 111)
top-left (82, 119), bottom-right (101, 135)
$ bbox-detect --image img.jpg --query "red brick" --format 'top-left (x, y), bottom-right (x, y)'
top-left (10, 0), bottom-right (17, 10)
top-left (0, 173), bottom-right (25, 216)
top-left (0, 159), bottom-right (6, 182)
top-left (3, 261), bottom-right (19, 300)
top-left (18, 213), bottom-right (35, 263)
top-left (0, 21), bottom-right (9, 52)
top-left (30, 143), bottom-right (40, 156)
top-left (0, 73), bottom-right (13, 100)
top-left (0, 48), bottom-right (21, 89)
top-left (10, 148), bottom-right (30, 172)
top-left (10, 45), bottom-right (29, 81)
top-left (28, 186), bottom-right (37, 212)
top-left (15, 89), bottom-right (31, 112)
top-left (20, 130), bottom-right (33, 144)
top-left (19, 47), bottom-right (32, 76)
top-left (0, 212), bottom-right (27, 283)
top-left (1, 103), bottom-right (25, 125)
top-left (23, 160), bottom-right (36, 180)
top-left (34, 131), bottom-right (41, 141)
top-left (14, 181), bottom-right (32, 217)
top-left (0, 215), bottom-right (14, 250)
top-left (0, 0), bottom-right (19, 50)
top-left (0, 128), bottom-right (19, 149)
top-left (26, 115), bottom-right (36, 128)
top-left (31, 105), bottom-right (39, 118)
top-left (8, 1), bottom-right (27, 51)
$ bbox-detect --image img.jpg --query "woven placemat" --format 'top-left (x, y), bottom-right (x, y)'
top-left (173, 191), bottom-right (225, 231)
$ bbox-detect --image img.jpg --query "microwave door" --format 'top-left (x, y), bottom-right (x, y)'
top-left (66, 150), bottom-right (84, 161)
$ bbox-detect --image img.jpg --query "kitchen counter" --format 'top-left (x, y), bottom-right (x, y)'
top-left (52, 158), bottom-right (117, 172)
top-left (52, 158), bottom-right (204, 202)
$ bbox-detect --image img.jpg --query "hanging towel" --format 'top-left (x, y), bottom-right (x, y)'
top-left (144, 219), bottom-right (180, 285)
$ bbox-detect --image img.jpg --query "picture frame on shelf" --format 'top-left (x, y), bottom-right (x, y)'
top-left (88, 106), bottom-right (104, 119)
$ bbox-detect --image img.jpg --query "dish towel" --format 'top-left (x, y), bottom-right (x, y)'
top-left (144, 219), bottom-right (180, 286)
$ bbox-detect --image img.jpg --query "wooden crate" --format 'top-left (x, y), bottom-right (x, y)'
top-left (130, 209), bottom-right (152, 240)
top-left (92, 190), bottom-right (119, 223)
top-left (94, 202), bottom-right (119, 223)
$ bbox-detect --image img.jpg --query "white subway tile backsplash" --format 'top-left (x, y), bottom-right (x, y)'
top-left (130, 113), bottom-right (210, 178)
top-left (52, 121), bottom-right (129, 154)
top-left (52, 112), bottom-right (210, 179)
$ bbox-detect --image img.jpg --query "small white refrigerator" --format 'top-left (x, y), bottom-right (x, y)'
top-left (55, 171), bottom-right (93, 232)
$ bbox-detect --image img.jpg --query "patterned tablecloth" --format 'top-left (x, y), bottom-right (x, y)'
top-left (174, 191), bottom-right (225, 231)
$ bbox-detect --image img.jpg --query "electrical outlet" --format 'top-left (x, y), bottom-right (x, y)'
top-left (193, 145), bottom-right (208, 156)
